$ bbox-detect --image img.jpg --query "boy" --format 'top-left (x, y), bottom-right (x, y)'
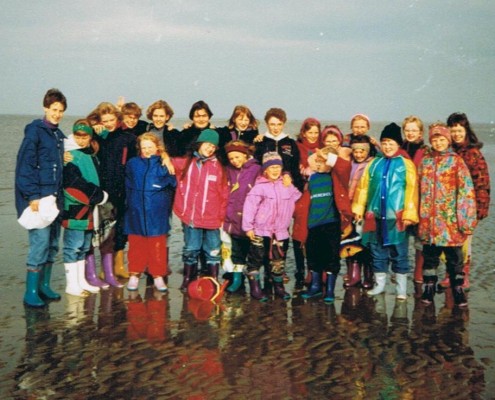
top-left (418, 123), bottom-right (477, 307)
top-left (15, 88), bottom-right (67, 307)
top-left (352, 123), bottom-right (419, 300)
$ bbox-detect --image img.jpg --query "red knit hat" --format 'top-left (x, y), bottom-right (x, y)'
top-left (429, 125), bottom-right (451, 144)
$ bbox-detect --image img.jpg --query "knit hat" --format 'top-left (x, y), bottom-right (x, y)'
top-left (196, 129), bottom-right (219, 146)
top-left (322, 125), bottom-right (344, 144)
top-left (429, 125), bottom-right (451, 144)
top-left (380, 123), bottom-right (403, 146)
top-left (262, 151), bottom-right (283, 171)
top-left (225, 141), bottom-right (250, 155)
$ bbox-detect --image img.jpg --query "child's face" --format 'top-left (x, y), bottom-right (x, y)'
top-left (314, 157), bottom-right (331, 173)
top-left (100, 113), bottom-right (119, 132)
top-left (351, 118), bottom-right (369, 136)
top-left (152, 108), bottom-right (169, 129)
top-left (352, 148), bottom-right (369, 163)
top-left (44, 102), bottom-right (65, 125)
top-left (123, 113), bottom-right (139, 129)
top-left (380, 139), bottom-right (399, 157)
top-left (431, 135), bottom-right (450, 152)
top-left (192, 109), bottom-right (210, 129)
top-left (73, 133), bottom-right (91, 148)
top-left (403, 122), bottom-right (422, 143)
top-left (264, 165), bottom-right (282, 181)
top-left (304, 126), bottom-right (320, 144)
top-left (198, 142), bottom-right (217, 158)
top-left (267, 117), bottom-right (284, 137)
top-left (234, 113), bottom-right (250, 131)
top-left (140, 139), bottom-right (158, 158)
top-left (450, 124), bottom-right (467, 145)
top-left (227, 151), bottom-right (248, 169)
top-left (323, 134), bottom-right (340, 149)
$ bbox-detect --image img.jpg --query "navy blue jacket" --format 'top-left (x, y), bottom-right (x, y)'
top-left (15, 119), bottom-right (65, 217)
top-left (124, 155), bottom-right (176, 236)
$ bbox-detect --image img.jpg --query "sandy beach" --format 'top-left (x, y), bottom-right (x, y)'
top-left (1, 115), bottom-right (494, 399)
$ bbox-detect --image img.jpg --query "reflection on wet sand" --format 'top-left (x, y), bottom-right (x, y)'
top-left (11, 281), bottom-right (485, 399)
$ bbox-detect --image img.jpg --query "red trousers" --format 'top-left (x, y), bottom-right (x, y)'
top-left (128, 234), bottom-right (168, 276)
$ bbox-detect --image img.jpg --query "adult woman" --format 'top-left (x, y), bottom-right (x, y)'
top-left (145, 100), bottom-right (180, 157)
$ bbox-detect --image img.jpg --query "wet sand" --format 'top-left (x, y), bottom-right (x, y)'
top-left (1, 116), bottom-right (494, 399)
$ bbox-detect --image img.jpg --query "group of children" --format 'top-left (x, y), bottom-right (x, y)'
top-left (16, 89), bottom-right (489, 311)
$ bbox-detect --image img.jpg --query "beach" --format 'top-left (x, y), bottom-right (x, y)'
top-left (1, 114), bottom-right (494, 399)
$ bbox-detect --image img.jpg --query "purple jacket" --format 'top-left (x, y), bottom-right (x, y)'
top-left (242, 176), bottom-right (302, 240)
top-left (223, 158), bottom-right (261, 237)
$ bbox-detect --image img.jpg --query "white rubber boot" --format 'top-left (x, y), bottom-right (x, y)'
top-left (367, 272), bottom-right (387, 296)
top-left (395, 273), bottom-right (408, 300)
top-left (76, 260), bottom-right (100, 293)
top-left (65, 262), bottom-right (86, 297)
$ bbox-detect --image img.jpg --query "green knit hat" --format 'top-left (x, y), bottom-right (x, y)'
top-left (196, 129), bottom-right (219, 146)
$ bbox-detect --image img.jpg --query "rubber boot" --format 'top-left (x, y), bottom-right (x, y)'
top-left (361, 262), bottom-right (374, 289)
top-left (247, 271), bottom-right (268, 302)
top-left (344, 258), bottom-right (361, 288)
top-left (293, 241), bottom-right (306, 290)
top-left (323, 272), bottom-right (337, 303)
top-left (413, 250), bottom-right (424, 283)
top-left (421, 275), bottom-right (437, 305)
top-left (127, 274), bottom-right (140, 291)
top-left (64, 262), bottom-right (86, 297)
top-left (367, 272), bottom-right (386, 296)
top-left (452, 274), bottom-right (468, 307)
top-left (207, 263), bottom-right (219, 280)
top-left (301, 271), bottom-right (323, 299)
top-left (462, 257), bottom-right (470, 292)
top-left (395, 273), bottom-right (408, 300)
top-left (24, 268), bottom-right (46, 307)
top-left (85, 254), bottom-right (110, 289)
top-left (272, 274), bottom-right (291, 300)
top-left (153, 276), bottom-right (168, 292)
top-left (39, 263), bottom-right (61, 300)
top-left (76, 260), bottom-right (100, 293)
top-left (102, 253), bottom-right (124, 288)
top-left (227, 264), bottom-right (244, 293)
top-left (114, 250), bottom-right (129, 279)
top-left (180, 263), bottom-right (197, 292)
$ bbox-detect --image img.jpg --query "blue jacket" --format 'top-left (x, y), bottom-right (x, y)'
top-left (15, 119), bottom-right (65, 217)
top-left (124, 155), bottom-right (177, 236)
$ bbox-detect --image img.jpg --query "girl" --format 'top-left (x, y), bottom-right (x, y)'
top-left (342, 114), bottom-right (380, 156)
top-left (439, 112), bottom-right (490, 291)
top-left (242, 152), bottom-right (302, 301)
top-left (62, 120), bottom-right (108, 296)
top-left (124, 134), bottom-right (176, 292)
top-left (146, 99), bottom-right (180, 157)
top-left (173, 129), bottom-right (229, 291)
top-left (322, 125), bottom-right (352, 161)
top-left (119, 100), bottom-right (148, 137)
top-left (87, 102), bottom-right (137, 284)
top-left (223, 140), bottom-right (261, 293)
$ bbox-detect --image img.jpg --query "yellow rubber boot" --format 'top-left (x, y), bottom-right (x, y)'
top-left (114, 250), bottom-right (129, 279)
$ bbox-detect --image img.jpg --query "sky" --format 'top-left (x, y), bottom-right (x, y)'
top-left (1, 0), bottom-right (494, 123)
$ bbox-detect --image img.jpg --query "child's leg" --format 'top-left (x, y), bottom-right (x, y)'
top-left (302, 226), bottom-right (324, 298)
top-left (270, 238), bottom-right (290, 299)
top-left (367, 242), bottom-right (389, 295)
top-left (421, 244), bottom-right (442, 304)
top-left (180, 224), bottom-right (202, 291)
top-left (390, 240), bottom-right (409, 299)
top-left (127, 235), bottom-right (148, 291)
top-left (227, 235), bottom-right (249, 292)
top-left (444, 246), bottom-right (467, 306)
top-left (203, 228), bottom-right (222, 278)
top-left (245, 235), bottom-right (268, 301)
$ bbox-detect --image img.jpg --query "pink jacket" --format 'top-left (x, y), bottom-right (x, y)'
top-left (173, 156), bottom-right (228, 229)
top-left (242, 176), bottom-right (302, 240)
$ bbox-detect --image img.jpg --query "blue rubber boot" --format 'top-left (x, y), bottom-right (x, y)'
top-left (323, 272), bottom-right (337, 304)
top-left (301, 271), bottom-right (323, 299)
top-left (39, 263), bottom-right (61, 300)
top-left (227, 272), bottom-right (243, 293)
top-left (24, 268), bottom-right (46, 308)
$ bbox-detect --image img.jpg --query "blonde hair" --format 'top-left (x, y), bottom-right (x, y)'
top-left (137, 133), bottom-right (166, 156)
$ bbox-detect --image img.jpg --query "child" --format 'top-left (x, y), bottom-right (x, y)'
top-left (301, 146), bottom-right (353, 303)
top-left (400, 115), bottom-right (428, 284)
top-left (223, 140), bottom-right (261, 293)
top-left (418, 124), bottom-right (477, 307)
top-left (342, 114), bottom-right (380, 156)
top-left (124, 134), bottom-right (176, 292)
top-left (118, 100), bottom-right (148, 137)
top-left (62, 120), bottom-right (109, 296)
top-left (352, 123), bottom-right (419, 300)
top-left (173, 129), bottom-right (229, 291)
top-left (321, 125), bottom-right (352, 161)
top-left (242, 152), bottom-right (302, 300)
top-left (15, 88), bottom-right (67, 307)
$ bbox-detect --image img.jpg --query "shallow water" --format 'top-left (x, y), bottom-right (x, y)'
top-left (1, 115), bottom-right (494, 399)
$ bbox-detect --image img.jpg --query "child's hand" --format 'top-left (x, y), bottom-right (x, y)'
top-left (93, 124), bottom-right (105, 135)
top-left (183, 122), bottom-right (192, 129)
top-left (253, 134), bottom-right (264, 143)
top-left (167, 123), bottom-right (175, 131)
top-left (161, 153), bottom-right (175, 175)
top-left (282, 173), bottom-right (292, 187)
top-left (246, 230), bottom-right (256, 241)
top-left (64, 151), bottom-right (73, 164)
top-left (353, 213), bottom-right (363, 223)
top-left (29, 199), bottom-right (40, 212)
top-left (116, 96), bottom-right (125, 110)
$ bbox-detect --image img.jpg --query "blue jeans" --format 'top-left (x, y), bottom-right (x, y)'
top-left (63, 229), bottom-right (92, 263)
top-left (27, 221), bottom-right (61, 269)
top-left (369, 240), bottom-right (409, 274)
top-left (182, 224), bottom-right (221, 265)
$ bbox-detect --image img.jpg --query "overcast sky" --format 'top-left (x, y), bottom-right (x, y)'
top-left (1, 1), bottom-right (494, 123)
